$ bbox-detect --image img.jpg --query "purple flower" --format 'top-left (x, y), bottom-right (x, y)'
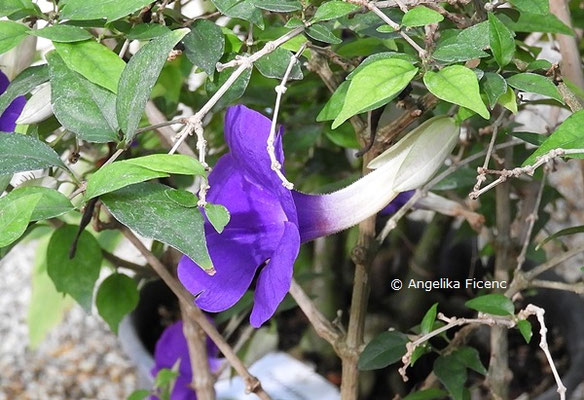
top-left (177, 106), bottom-right (420, 328)
top-left (151, 321), bottom-right (220, 400)
top-left (0, 70), bottom-right (26, 132)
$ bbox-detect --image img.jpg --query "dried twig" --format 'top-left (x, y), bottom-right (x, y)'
top-left (399, 312), bottom-right (515, 381)
top-left (168, 26), bottom-right (304, 156)
top-left (266, 43), bottom-right (307, 189)
top-left (289, 279), bottom-right (343, 347)
top-left (345, 0), bottom-right (427, 58)
top-left (518, 305), bottom-right (567, 400)
top-left (469, 148), bottom-right (584, 199)
top-left (180, 302), bottom-right (216, 400)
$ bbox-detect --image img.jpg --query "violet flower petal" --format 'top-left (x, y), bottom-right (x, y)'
top-left (223, 105), bottom-right (297, 225)
top-left (151, 321), bottom-right (221, 400)
top-left (250, 221), bottom-right (300, 327)
top-left (380, 190), bottom-right (415, 215)
top-left (0, 70), bottom-right (25, 132)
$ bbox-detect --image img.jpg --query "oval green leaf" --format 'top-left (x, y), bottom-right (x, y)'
top-left (424, 65), bottom-right (490, 119)
top-left (117, 29), bottom-right (189, 144)
top-left (333, 59), bottom-right (418, 128)
top-left (47, 51), bottom-right (119, 143)
top-left (402, 6), bottom-right (444, 27)
top-left (53, 40), bottom-right (126, 93)
top-left (47, 225), bottom-right (103, 311)
top-left (96, 273), bottom-right (139, 334)
top-left (464, 293), bottom-right (514, 316)
top-left (85, 154), bottom-right (206, 200)
top-left (0, 134), bottom-right (67, 174)
top-left (101, 182), bottom-right (214, 273)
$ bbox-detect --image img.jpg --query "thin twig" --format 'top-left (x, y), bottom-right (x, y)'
top-left (519, 305), bottom-right (567, 400)
top-left (289, 279), bottom-right (343, 347)
top-left (469, 148), bottom-right (584, 199)
top-left (346, 0), bottom-right (427, 58)
top-left (516, 169), bottom-right (547, 270)
top-left (169, 26), bottom-right (305, 155)
top-left (180, 302), bottom-right (216, 400)
top-left (399, 312), bottom-right (515, 381)
top-left (266, 43), bottom-right (307, 190)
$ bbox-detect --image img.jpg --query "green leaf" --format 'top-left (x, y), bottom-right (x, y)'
top-left (497, 86), bottom-right (517, 113)
top-left (60, 0), bottom-right (154, 22)
top-left (424, 65), bottom-right (490, 119)
top-left (504, 12), bottom-right (573, 35)
top-left (488, 13), bottom-right (515, 68)
top-left (255, 47), bottom-right (303, 80)
top-left (101, 182), bottom-right (214, 273)
top-left (522, 110), bottom-right (584, 165)
top-left (165, 189), bottom-right (198, 207)
top-left (184, 20), bottom-right (225, 76)
top-left (0, 134), bottom-right (67, 174)
top-left (250, 0), bottom-right (302, 12)
top-left (433, 22), bottom-right (490, 63)
top-left (510, 131), bottom-right (546, 145)
top-left (517, 319), bottom-right (533, 343)
top-left (346, 52), bottom-right (418, 80)
top-left (508, 0), bottom-right (548, 14)
top-left (1, 186), bottom-right (73, 221)
top-left (538, 225), bottom-right (584, 249)
top-left (324, 123), bottom-right (360, 149)
top-left (46, 225), bottom-right (103, 311)
top-left (0, 0), bottom-right (35, 17)
top-left (451, 346), bottom-right (487, 375)
top-left (358, 330), bottom-right (409, 370)
top-left (205, 203), bottom-right (231, 234)
top-left (333, 59), bottom-right (417, 128)
top-left (210, 0), bottom-right (264, 29)
top-left (154, 368), bottom-right (179, 389)
top-left (96, 273), bottom-right (139, 334)
top-left (313, 1), bottom-right (360, 22)
top-left (29, 25), bottom-right (93, 42)
top-left (306, 24), bottom-right (342, 44)
top-left (54, 40), bottom-right (126, 93)
top-left (506, 73), bottom-right (563, 103)
top-left (420, 303), bottom-right (438, 334)
top-left (433, 354), bottom-right (467, 400)
top-left (465, 293), bottom-right (514, 316)
top-left (0, 64), bottom-right (49, 116)
top-left (403, 389), bottom-right (449, 400)
top-left (402, 6), bottom-right (444, 27)
top-left (85, 154), bottom-right (206, 199)
top-left (28, 237), bottom-right (72, 349)
top-left (317, 80), bottom-right (349, 122)
top-left (47, 52), bottom-right (119, 143)
top-left (117, 29), bottom-right (189, 144)
top-left (0, 193), bottom-right (42, 248)
top-left (127, 24), bottom-right (171, 40)
top-left (481, 72), bottom-right (507, 107)
top-left (0, 21), bottom-right (28, 55)
top-left (127, 389), bottom-right (151, 400)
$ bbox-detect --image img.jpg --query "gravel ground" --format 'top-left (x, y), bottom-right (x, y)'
top-left (0, 240), bottom-right (137, 400)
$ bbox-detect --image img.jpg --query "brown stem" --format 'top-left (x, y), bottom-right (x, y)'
top-left (289, 279), bottom-right (342, 347)
top-left (487, 145), bottom-right (513, 399)
top-left (180, 302), bottom-right (216, 400)
top-left (120, 227), bottom-right (272, 400)
top-left (340, 150), bottom-right (379, 399)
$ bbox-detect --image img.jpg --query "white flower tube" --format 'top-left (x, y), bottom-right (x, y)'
top-left (293, 116), bottom-right (460, 242)
top-left (16, 83), bottom-right (53, 125)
